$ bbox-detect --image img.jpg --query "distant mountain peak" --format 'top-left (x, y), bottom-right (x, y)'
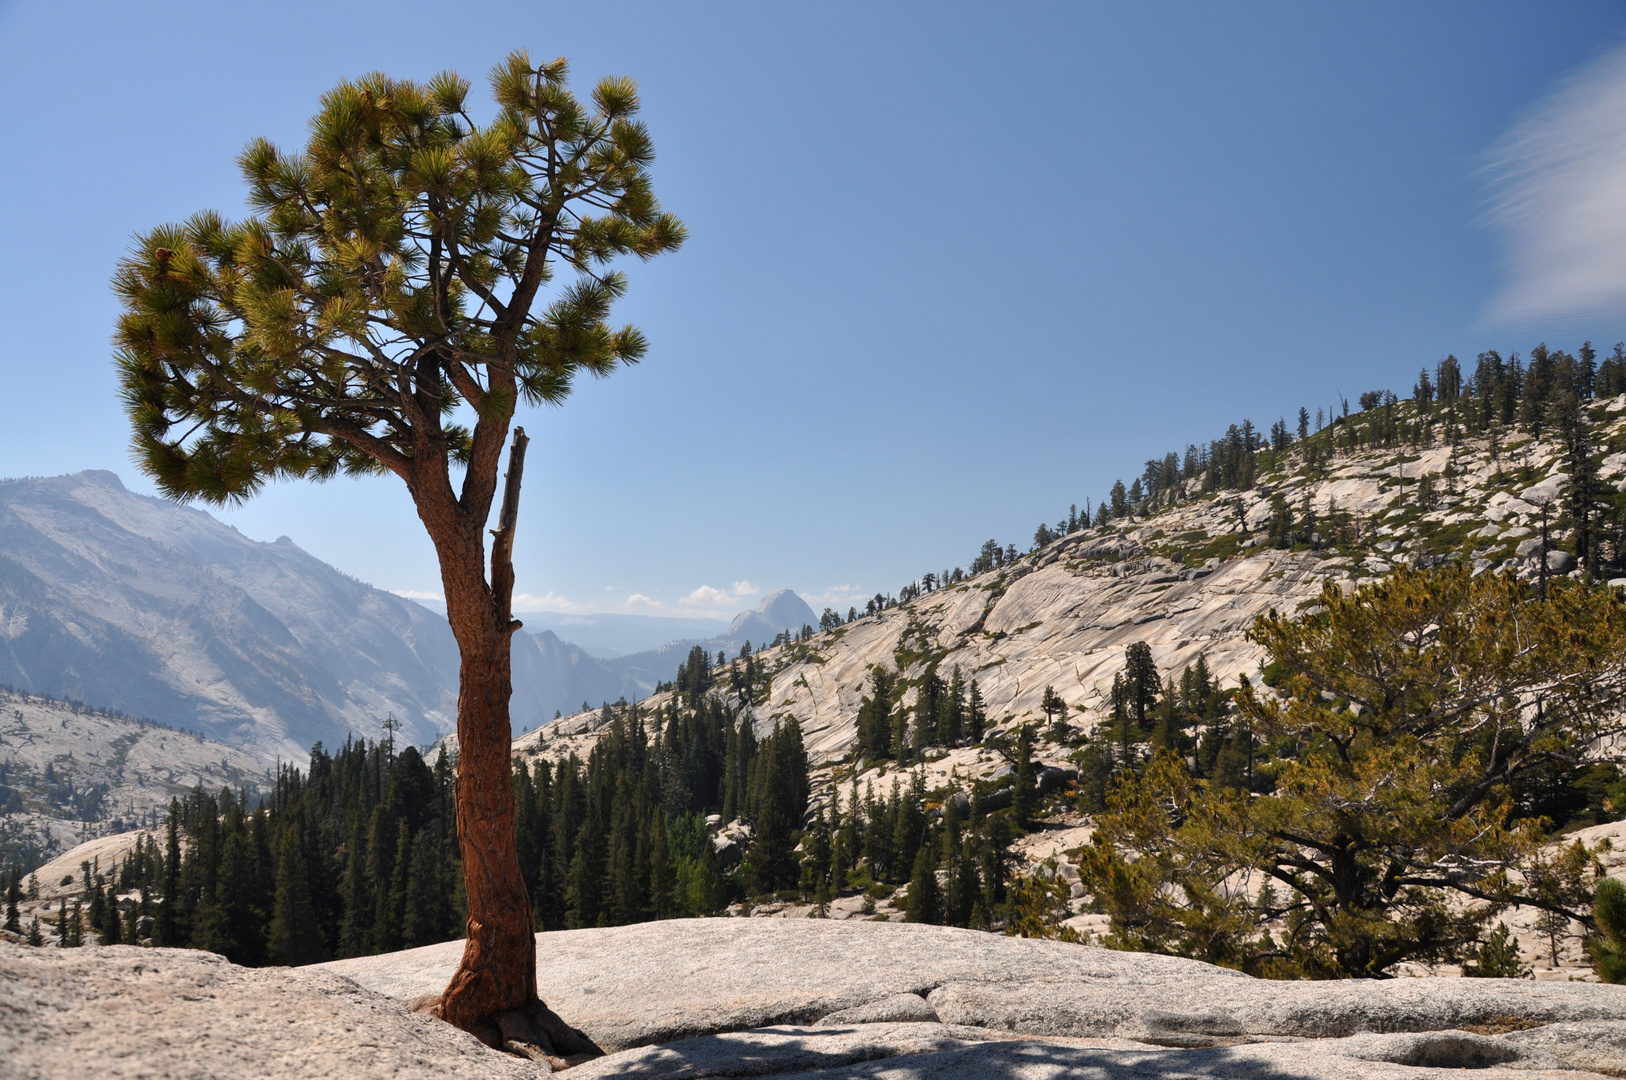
top-left (727, 589), bottom-right (818, 644)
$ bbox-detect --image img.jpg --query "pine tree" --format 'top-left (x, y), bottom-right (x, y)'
top-left (905, 843), bottom-right (943, 925)
top-left (102, 888), bottom-right (122, 947)
top-left (3, 865), bottom-right (19, 933)
top-left (338, 814), bottom-right (372, 958)
top-left (1039, 686), bottom-right (1065, 730)
top-left (153, 801), bottom-right (182, 946)
top-left (114, 52), bottom-right (684, 1034)
top-left (268, 824), bottom-right (325, 966)
top-left (1011, 725), bottom-right (1037, 827)
top-left (1122, 642), bottom-right (1160, 732)
top-left (1593, 877), bottom-right (1626, 983)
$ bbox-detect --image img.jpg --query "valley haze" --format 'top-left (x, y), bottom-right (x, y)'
top-left (0, 470), bottom-right (816, 759)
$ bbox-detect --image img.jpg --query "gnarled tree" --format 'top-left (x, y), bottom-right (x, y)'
top-left (112, 52), bottom-right (683, 1040)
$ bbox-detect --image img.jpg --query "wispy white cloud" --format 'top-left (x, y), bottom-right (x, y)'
top-left (680, 585), bottom-right (735, 608)
top-left (492, 582), bottom-right (767, 619)
top-left (1483, 43), bottom-right (1626, 325)
top-left (677, 581), bottom-right (761, 616)
top-left (511, 591), bottom-right (600, 614)
top-left (392, 589), bottom-right (443, 601)
top-left (803, 584), bottom-right (866, 607)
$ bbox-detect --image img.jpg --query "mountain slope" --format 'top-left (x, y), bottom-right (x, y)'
top-left (525, 394), bottom-right (1626, 773)
top-left (0, 470), bottom-right (798, 756)
top-left (0, 472), bottom-right (465, 756)
top-left (0, 686), bottom-right (279, 869)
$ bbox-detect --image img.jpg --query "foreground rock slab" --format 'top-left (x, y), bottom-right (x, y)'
top-left (0, 943), bottom-right (532, 1080)
top-left (566, 1023), bottom-right (1601, 1080)
top-left (9, 921), bottom-right (1626, 1079)
top-left (323, 919), bottom-right (1626, 1054)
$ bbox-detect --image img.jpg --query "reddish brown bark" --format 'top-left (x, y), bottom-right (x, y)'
top-left (414, 430), bottom-right (539, 1037)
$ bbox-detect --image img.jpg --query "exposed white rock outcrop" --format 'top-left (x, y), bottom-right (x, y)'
top-left (9, 920), bottom-right (1626, 1079)
top-left (524, 411), bottom-right (1626, 780)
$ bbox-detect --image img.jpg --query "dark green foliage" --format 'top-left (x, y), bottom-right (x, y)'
top-left (152, 740), bottom-right (461, 966)
top-left (1010, 725), bottom-right (1037, 827)
top-left (1593, 878), bottom-right (1626, 983)
top-left (1039, 686), bottom-right (1065, 730)
top-left (905, 843), bottom-right (942, 924)
top-left (4, 864), bottom-right (18, 933)
top-left (268, 823), bottom-right (325, 966)
top-left (855, 669), bottom-right (897, 760)
top-left (1463, 923), bottom-right (1529, 978)
top-left (1121, 643), bottom-right (1159, 732)
top-left (513, 699), bottom-right (808, 923)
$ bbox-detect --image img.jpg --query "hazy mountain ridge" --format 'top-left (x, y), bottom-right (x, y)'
top-left (518, 612), bottom-right (729, 659)
top-left (0, 472), bottom-right (466, 756)
top-left (0, 470), bottom-right (812, 756)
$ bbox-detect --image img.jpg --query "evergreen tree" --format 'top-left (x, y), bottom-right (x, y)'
top-left (1011, 725), bottom-right (1037, 827)
top-left (338, 814), bottom-right (372, 958)
top-left (101, 886), bottom-right (122, 947)
top-left (268, 823), bottom-right (325, 966)
top-left (1121, 642), bottom-right (1160, 732)
top-left (4, 864), bottom-right (19, 933)
top-left (1039, 686), bottom-right (1065, 730)
top-left (967, 680), bottom-right (986, 742)
top-left (905, 842), bottom-right (943, 925)
top-left (1593, 878), bottom-right (1626, 983)
top-left (114, 51), bottom-right (685, 1034)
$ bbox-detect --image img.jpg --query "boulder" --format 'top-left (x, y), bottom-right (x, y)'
top-left (1547, 549), bottom-right (1577, 573)
top-left (1035, 765), bottom-right (1077, 794)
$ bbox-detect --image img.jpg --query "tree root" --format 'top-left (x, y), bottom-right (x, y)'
top-left (409, 994), bottom-right (603, 1070)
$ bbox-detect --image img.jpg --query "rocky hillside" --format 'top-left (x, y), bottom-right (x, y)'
top-left (0, 687), bottom-right (277, 870)
top-left (526, 394), bottom-right (1626, 774)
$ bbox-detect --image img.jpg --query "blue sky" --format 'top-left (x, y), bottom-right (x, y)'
top-left (2, 2), bottom-right (1625, 619)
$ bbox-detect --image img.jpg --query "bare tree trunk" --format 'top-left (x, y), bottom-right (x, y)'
top-left (405, 432), bottom-right (535, 1037)
top-left (404, 433), bottom-right (601, 1063)
top-left (436, 618), bottom-right (536, 1033)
